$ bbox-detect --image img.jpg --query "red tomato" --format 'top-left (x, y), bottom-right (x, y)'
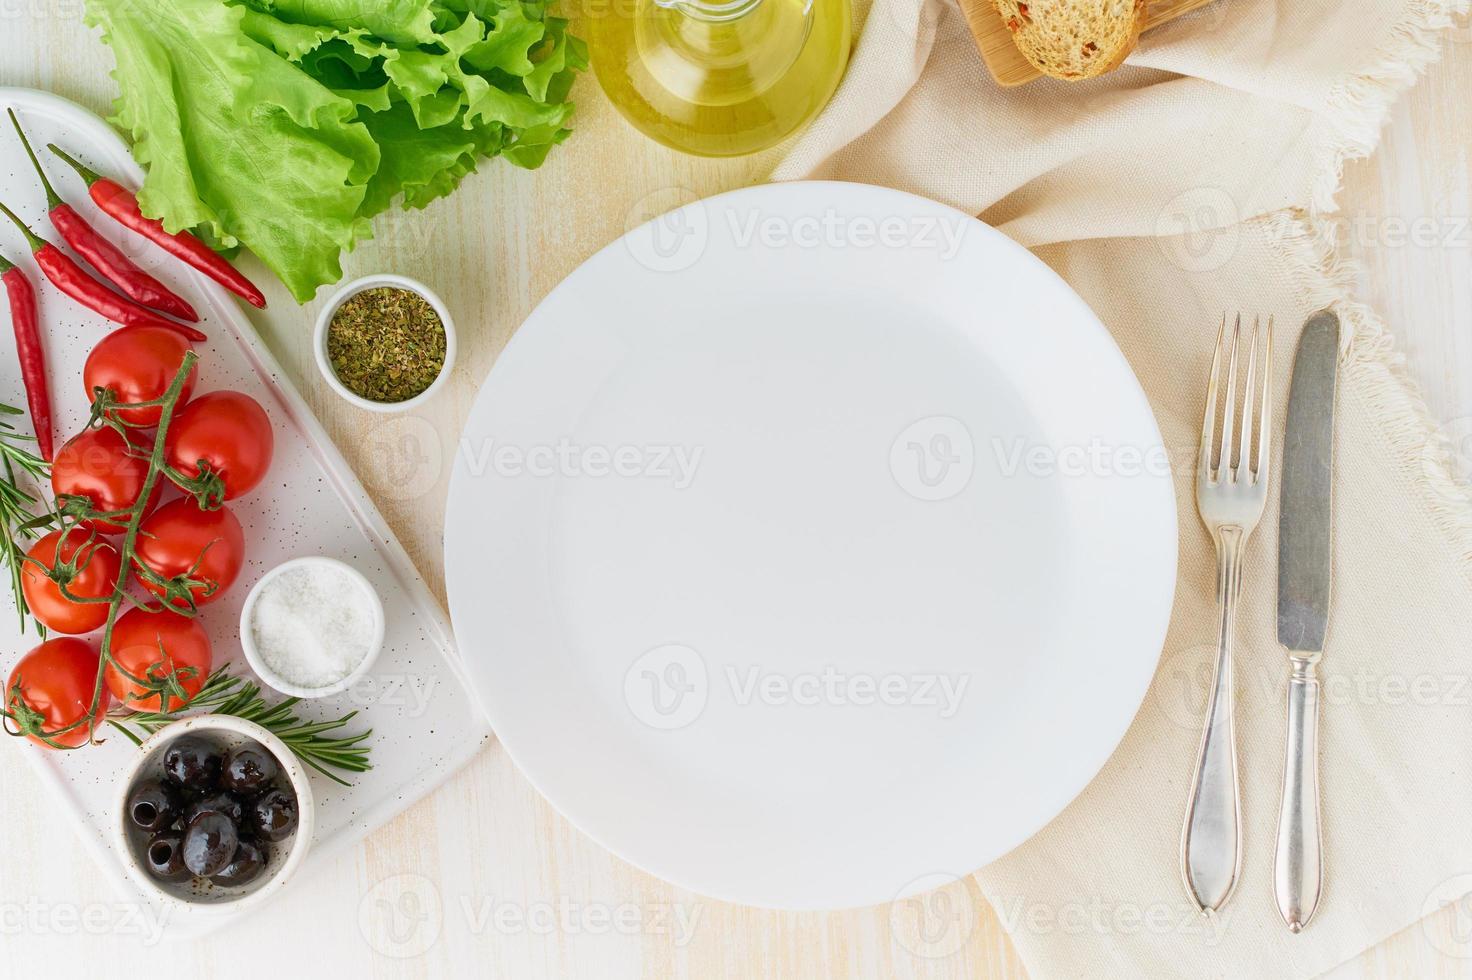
top-left (5, 638), bottom-right (108, 748)
top-left (83, 325), bottom-right (197, 426)
top-left (134, 499), bottom-right (245, 609)
top-left (105, 607), bottom-right (212, 712)
top-left (164, 391), bottom-right (274, 504)
top-left (51, 427), bottom-right (161, 534)
top-left (20, 530), bottom-right (121, 635)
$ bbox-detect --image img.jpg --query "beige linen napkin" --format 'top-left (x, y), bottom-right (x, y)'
top-left (776, 0), bottom-right (1472, 976)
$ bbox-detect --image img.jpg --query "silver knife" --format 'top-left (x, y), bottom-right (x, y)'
top-left (1274, 310), bottom-right (1340, 932)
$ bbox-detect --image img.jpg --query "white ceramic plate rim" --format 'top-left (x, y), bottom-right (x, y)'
top-left (446, 180), bottom-right (1177, 909)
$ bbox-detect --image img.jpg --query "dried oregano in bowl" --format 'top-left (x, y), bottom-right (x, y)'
top-left (326, 286), bottom-right (448, 404)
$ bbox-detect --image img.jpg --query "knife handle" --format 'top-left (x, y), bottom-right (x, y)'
top-left (1274, 658), bottom-right (1323, 932)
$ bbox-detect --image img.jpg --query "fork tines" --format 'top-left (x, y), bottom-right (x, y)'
top-left (1200, 313), bottom-right (1274, 485)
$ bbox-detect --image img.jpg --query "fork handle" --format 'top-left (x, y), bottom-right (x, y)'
top-left (1182, 528), bottom-right (1244, 913)
top-left (1274, 658), bottom-right (1322, 932)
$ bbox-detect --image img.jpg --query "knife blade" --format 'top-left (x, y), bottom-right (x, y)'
top-left (1278, 311), bottom-right (1339, 653)
top-left (1273, 309), bottom-right (1340, 933)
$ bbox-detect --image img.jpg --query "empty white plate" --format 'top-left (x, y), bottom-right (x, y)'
top-left (445, 181), bottom-right (1177, 909)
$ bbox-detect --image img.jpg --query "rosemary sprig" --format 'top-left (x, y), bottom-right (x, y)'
top-left (107, 668), bottom-right (373, 786)
top-left (0, 405), bottom-right (51, 636)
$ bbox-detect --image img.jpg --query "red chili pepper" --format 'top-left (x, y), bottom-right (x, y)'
top-left (0, 252), bottom-right (53, 460)
top-left (8, 110), bottom-right (199, 323)
top-left (0, 201), bottom-right (207, 344)
top-left (47, 145), bottom-right (267, 310)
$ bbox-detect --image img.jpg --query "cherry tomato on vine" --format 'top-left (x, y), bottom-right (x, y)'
top-left (5, 637), bottom-right (108, 749)
top-left (164, 391), bottom-right (274, 504)
top-left (105, 607), bottom-right (212, 712)
top-left (83, 325), bottom-right (196, 427)
top-left (134, 499), bottom-right (245, 609)
top-left (51, 426), bottom-right (161, 534)
top-left (20, 530), bottom-right (121, 635)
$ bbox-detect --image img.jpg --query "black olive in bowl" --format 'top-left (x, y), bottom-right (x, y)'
top-left (248, 788), bottom-right (299, 843)
top-left (183, 792), bottom-right (245, 827)
top-left (211, 839), bottom-right (267, 888)
top-left (182, 812), bottom-right (238, 877)
top-left (120, 720), bottom-right (314, 906)
top-left (163, 735), bottom-right (225, 790)
top-left (222, 744), bottom-right (279, 796)
top-left (144, 831), bottom-right (191, 882)
top-left (127, 779), bottom-right (179, 834)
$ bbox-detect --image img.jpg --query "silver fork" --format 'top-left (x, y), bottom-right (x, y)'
top-left (1181, 313), bottom-right (1273, 915)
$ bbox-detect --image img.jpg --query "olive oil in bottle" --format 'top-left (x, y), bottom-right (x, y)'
top-left (589, 0), bottom-right (851, 157)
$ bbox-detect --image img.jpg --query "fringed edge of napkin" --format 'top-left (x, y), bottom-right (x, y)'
top-left (1270, 0), bottom-right (1472, 580)
top-left (1264, 211), bottom-right (1472, 578)
top-left (1273, 0), bottom-right (1472, 586)
top-left (1310, 0), bottom-right (1471, 213)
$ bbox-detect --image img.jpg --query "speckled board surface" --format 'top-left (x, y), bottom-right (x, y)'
top-left (0, 88), bottom-right (491, 935)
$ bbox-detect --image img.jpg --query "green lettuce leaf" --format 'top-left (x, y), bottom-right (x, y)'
top-left (87, 0), bottom-right (584, 301)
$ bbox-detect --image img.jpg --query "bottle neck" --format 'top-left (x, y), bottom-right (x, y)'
top-left (634, 0), bottom-right (817, 108)
top-left (653, 0), bottom-right (767, 21)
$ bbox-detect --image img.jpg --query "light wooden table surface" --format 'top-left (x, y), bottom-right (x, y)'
top-left (4, 8), bottom-right (1471, 979)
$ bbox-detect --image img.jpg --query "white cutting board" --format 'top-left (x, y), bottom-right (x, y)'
top-left (0, 87), bottom-right (491, 935)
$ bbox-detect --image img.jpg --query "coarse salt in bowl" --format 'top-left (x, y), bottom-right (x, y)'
top-left (239, 557), bottom-right (385, 698)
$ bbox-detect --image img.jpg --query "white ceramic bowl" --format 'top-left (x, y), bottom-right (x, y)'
top-left (313, 273), bottom-right (456, 412)
top-left (115, 715), bottom-right (315, 914)
top-left (238, 556), bottom-right (386, 699)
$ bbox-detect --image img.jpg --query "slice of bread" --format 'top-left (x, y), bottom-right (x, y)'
top-left (991, 0), bottom-right (1147, 81)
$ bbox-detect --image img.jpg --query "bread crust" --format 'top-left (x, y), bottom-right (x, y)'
top-left (992, 0), bottom-right (1146, 81)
